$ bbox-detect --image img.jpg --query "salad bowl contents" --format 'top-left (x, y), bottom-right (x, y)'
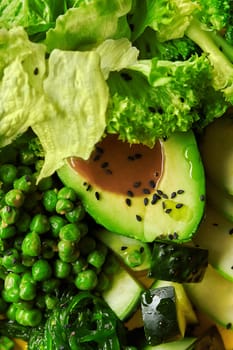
top-left (1, 0), bottom-right (233, 349)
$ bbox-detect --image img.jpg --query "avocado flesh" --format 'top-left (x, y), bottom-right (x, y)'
top-left (199, 115), bottom-right (233, 195)
top-left (57, 131), bottom-right (205, 242)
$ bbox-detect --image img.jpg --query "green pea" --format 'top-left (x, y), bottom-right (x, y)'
top-left (19, 272), bottom-right (37, 301)
top-left (54, 259), bottom-right (71, 279)
top-left (42, 189), bottom-right (58, 212)
top-left (17, 165), bottom-right (32, 177)
top-left (41, 278), bottom-right (61, 294)
top-left (74, 269), bottom-right (98, 291)
top-left (32, 259), bottom-right (52, 282)
top-left (103, 254), bottom-right (120, 275)
top-left (30, 213), bottom-right (50, 234)
top-left (37, 175), bottom-right (53, 192)
top-left (57, 187), bottom-right (77, 201)
top-left (16, 212), bottom-right (31, 233)
top-left (6, 303), bottom-right (18, 321)
top-left (16, 307), bottom-right (42, 327)
top-left (0, 164), bottom-right (17, 185)
top-left (59, 223), bottom-right (81, 242)
top-left (41, 239), bottom-right (56, 259)
top-left (45, 294), bottom-right (58, 310)
top-left (87, 248), bottom-right (107, 269)
top-left (79, 236), bottom-right (96, 255)
top-left (72, 257), bottom-right (88, 274)
top-left (58, 240), bottom-right (79, 263)
top-left (49, 215), bottom-right (67, 237)
top-left (21, 232), bottom-right (41, 257)
top-left (0, 335), bottom-right (14, 350)
top-left (0, 224), bottom-right (16, 239)
top-left (1, 248), bottom-right (20, 270)
top-left (3, 273), bottom-right (21, 303)
top-left (2, 288), bottom-right (20, 303)
top-left (56, 198), bottom-right (74, 215)
top-left (65, 202), bottom-right (86, 223)
top-left (5, 189), bottom-right (25, 208)
top-left (13, 174), bottom-right (36, 193)
top-left (1, 205), bottom-right (19, 225)
top-left (22, 255), bottom-right (37, 267)
top-left (125, 250), bottom-right (144, 268)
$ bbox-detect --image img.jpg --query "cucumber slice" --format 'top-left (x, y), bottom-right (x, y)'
top-left (95, 229), bottom-right (152, 271)
top-left (142, 337), bottom-right (197, 350)
top-left (184, 265), bottom-right (233, 329)
top-left (151, 280), bottom-right (198, 326)
top-left (193, 203), bottom-right (233, 281)
top-left (148, 241), bottom-right (208, 283)
top-left (102, 262), bottom-right (144, 321)
top-left (141, 286), bottom-right (184, 345)
top-left (206, 180), bottom-right (233, 222)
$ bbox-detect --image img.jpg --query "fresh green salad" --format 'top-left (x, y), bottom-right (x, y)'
top-left (0, 0), bottom-right (233, 349)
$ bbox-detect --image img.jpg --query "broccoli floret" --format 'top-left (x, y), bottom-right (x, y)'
top-left (129, 0), bottom-right (233, 104)
top-left (106, 54), bottom-right (227, 146)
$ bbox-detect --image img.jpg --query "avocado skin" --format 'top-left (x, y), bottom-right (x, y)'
top-left (57, 131), bottom-right (205, 243)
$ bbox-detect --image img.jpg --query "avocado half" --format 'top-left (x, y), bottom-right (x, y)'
top-left (57, 131), bottom-right (205, 242)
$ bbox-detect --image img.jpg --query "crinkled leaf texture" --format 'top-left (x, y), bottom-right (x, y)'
top-left (0, 27), bottom-right (139, 182)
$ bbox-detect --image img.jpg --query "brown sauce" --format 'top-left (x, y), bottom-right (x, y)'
top-left (69, 134), bottom-right (164, 196)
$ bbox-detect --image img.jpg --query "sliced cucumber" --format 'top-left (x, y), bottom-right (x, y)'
top-left (151, 280), bottom-right (198, 326)
top-left (141, 286), bottom-right (184, 345)
top-left (193, 203), bottom-right (233, 281)
top-left (102, 262), bottom-right (144, 321)
top-left (148, 241), bottom-right (208, 283)
top-left (95, 228), bottom-right (152, 271)
top-left (142, 337), bottom-right (197, 350)
top-left (184, 265), bottom-right (233, 329)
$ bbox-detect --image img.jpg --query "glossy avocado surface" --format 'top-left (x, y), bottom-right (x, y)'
top-left (57, 131), bottom-right (205, 242)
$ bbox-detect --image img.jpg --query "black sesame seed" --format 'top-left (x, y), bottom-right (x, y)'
top-left (171, 192), bottom-right (177, 198)
top-left (133, 181), bottom-right (141, 188)
top-left (105, 169), bottom-right (113, 175)
top-left (139, 247), bottom-right (144, 253)
top-left (226, 323), bottom-right (232, 329)
top-left (33, 67), bottom-right (39, 75)
top-left (162, 193), bottom-right (168, 199)
top-left (175, 203), bottom-right (183, 209)
top-left (200, 194), bottom-right (205, 201)
top-left (83, 182), bottom-right (87, 186)
top-left (96, 146), bottom-right (104, 154)
top-left (157, 189), bottom-right (164, 196)
top-left (165, 208), bottom-right (172, 214)
top-left (121, 246), bottom-right (128, 251)
top-left (144, 198), bottom-right (149, 206)
top-left (162, 202), bottom-right (166, 209)
top-left (143, 188), bottom-right (151, 194)
top-left (148, 106), bottom-right (156, 113)
top-left (86, 184), bottom-right (92, 191)
top-left (151, 194), bottom-right (160, 205)
top-left (173, 232), bottom-right (179, 239)
top-left (136, 215), bottom-right (142, 222)
top-left (95, 192), bottom-right (100, 200)
top-left (168, 234), bottom-right (174, 240)
top-left (101, 162), bottom-right (109, 168)
top-left (229, 228), bottom-right (233, 235)
top-left (128, 155), bottom-right (135, 161)
top-left (125, 198), bottom-right (131, 206)
top-left (155, 172), bottom-right (160, 177)
top-left (177, 189), bottom-right (184, 194)
top-left (149, 180), bottom-right (156, 188)
top-left (134, 153), bottom-right (142, 159)
top-left (93, 154), bottom-right (101, 161)
top-left (127, 190), bottom-right (134, 197)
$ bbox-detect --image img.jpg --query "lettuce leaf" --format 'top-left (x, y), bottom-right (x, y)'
top-left (0, 0), bottom-right (66, 37)
top-left (45, 0), bottom-right (132, 51)
top-left (33, 49), bottom-right (109, 182)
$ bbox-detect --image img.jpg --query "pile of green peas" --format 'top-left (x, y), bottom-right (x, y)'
top-left (0, 133), bottom-right (117, 328)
